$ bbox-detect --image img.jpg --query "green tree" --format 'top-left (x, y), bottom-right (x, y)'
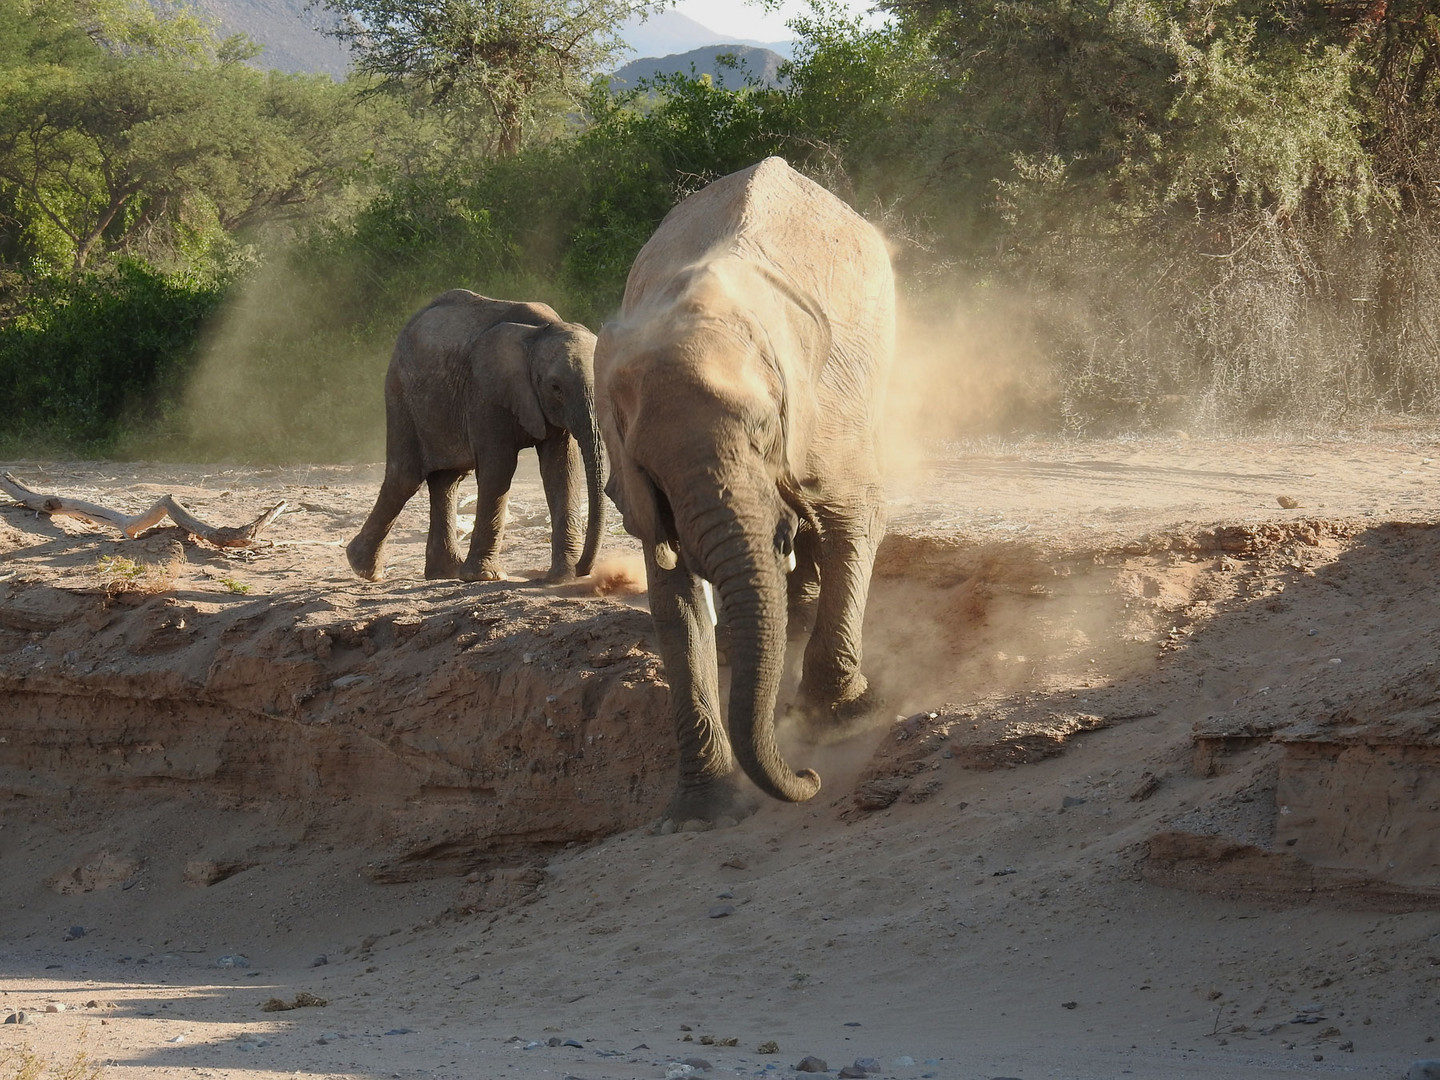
top-left (318, 0), bottom-right (662, 155)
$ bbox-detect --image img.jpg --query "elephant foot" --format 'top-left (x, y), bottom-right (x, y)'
top-left (542, 565), bottom-right (578, 585)
top-left (651, 776), bottom-right (759, 834)
top-left (455, 562), bottom-right (505, 582)
top-left (345, 540), bottom-right (383, 582)
top-left (788, 681), bottom-right (889, 746)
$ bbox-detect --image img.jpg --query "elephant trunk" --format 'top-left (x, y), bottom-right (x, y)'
top-left (575, 406), bottom-right (606, 577)
top-left (700, 504), bottom-right (821, 804)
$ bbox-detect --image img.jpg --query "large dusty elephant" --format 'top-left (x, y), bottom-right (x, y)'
top-left (595, 158), bottom-right (896, 826)
top-left (347, 290), bottom-right (606, 584)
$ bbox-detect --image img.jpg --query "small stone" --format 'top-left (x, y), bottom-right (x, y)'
top-left (721, 858), bottom-right (748, 870)
top-left (564, 1038), bottom-right (583, 1048)
top-left (65, 925), bottom-right (86, 940)
top-left (1409, 1062), bottom-right (1440, 1080)
top-left (167, 1035), bottom-right (186, 1044)
top-left (757, 1040), bottom-right (780, 1054)
top-left (1061, 1001), bottom-right (1078, 1010)
top-left (548, 1036), bottom-right (562, 1046)
top-left (1277, 495), bottom-right (1300, 509)
top-left (681, 1058), bottom-right (712, 1071)
top-left (664, 1065), bottom-right (696, 1079)
top-left (44, 1004), bottom-right (65, 1013)
top-left (216, 954), bottom-right (249, 968)
top-left (1061, 796), bottom-right (1086, 808)
top-left (796, 1056), bottom-right (828, 1072)
top-left (893, 1056), bottom-right (915, 1067)
top-left (4, 1012), bottom-right (30, 1025)
top-left (311, 955), bottom-right (328, 967)
top-left (707, 904), bottom-right (735, 919)
top-left (385, 1028), bottom-right (416, 1036)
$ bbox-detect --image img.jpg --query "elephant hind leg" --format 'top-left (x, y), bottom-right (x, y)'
top-left (424, 469), bottom-right (468, 579)
top-left (347, 469), bottom-right (423, 581)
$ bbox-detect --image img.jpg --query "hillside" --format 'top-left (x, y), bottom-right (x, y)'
top-left (609, 44), bottom-right (788, 90)
top-left (192, 0), bottom-right (352, 77)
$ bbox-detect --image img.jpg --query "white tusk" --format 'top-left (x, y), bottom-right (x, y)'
top-left (787, 549), bottom-right (797, 573)
top-left (701, 580), bottom-right (718, 627)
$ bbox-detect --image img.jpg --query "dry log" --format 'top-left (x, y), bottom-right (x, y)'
top-left (0, 472), bottom-right (285, 549)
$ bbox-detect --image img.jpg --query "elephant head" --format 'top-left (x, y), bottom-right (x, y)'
top-left (598, 264), bottom-right (829, 804)
top-left (488, 319), bottom-right (606, 578)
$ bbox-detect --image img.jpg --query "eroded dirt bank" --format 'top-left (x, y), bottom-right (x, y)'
top-left (3, 440), bottom-right (1440, 1080)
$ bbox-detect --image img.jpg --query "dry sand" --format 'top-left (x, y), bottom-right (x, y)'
top-left (3, 435), bottom-right (1440, 1080)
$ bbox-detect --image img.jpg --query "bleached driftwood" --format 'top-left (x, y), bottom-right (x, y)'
top-left (0, 472), bottom-right (286, 549)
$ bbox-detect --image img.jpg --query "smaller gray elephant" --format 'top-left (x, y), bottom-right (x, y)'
top-left (347, 290), bottom-right (606, 583)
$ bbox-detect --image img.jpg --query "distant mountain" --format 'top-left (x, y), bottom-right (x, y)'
top-left (191, 1), bottom-right (790, 81)
top-left (193, 0), bottom-right (352, 78)
top-left (617, 9), bottom-right (792, 61)
top-left (610, 44), bottom-right (787, 90)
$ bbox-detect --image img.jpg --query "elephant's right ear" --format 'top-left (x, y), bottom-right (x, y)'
top-left (483, 321), bottom-right (549, 441)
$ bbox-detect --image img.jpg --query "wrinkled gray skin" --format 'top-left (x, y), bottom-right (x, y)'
top-left (347, 290), bottom-right (606, 584)
top-left (595, 158), bottom-right (896, 828)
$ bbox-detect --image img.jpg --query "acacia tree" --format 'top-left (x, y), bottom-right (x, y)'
top-left (318, 0), bottom-right (661, 155)
top-left (0, 0), bottom-right (412, 274)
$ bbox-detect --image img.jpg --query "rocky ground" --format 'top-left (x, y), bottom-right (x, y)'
top-left (3, 435), bottom-right (1440, 1080)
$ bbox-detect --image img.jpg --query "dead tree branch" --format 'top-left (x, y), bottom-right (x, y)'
top-left (0, 472), bottom-right (286, 549)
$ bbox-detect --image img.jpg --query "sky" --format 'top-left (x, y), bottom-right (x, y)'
top-left (671, 0), bottom-right (880, 42)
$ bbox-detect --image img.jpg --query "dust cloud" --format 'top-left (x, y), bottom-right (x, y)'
top-left (881, 292), bottom-right (1058, 481)
top-left (172, 252), bottom-right (396, 464)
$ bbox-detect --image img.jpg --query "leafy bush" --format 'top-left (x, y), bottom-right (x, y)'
top-left (0, 260), bottom-right (226, 453)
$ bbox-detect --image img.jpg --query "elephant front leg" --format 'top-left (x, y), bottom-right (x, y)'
top-left (537, 433), bottom-right (583, 582)
top-left (422, 469), bottom-right (468, 579)
top-left (795, 496), bottom-right (887, 739)
top-left (459, 449), bottom-right (519, 581)
top-left (646, 550), bottom-right (755, 830)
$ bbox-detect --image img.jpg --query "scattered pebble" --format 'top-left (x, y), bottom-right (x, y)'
top-left (1061, 1001), bottom-right (1078, 1010)
top-left (311, 954), bottom-right (328, 967)
top-left (757, 1041), bottom-right (779, 1054)
top-left (893, 1057), bottom-right (915, 1067)
top-left (44, 1004), bottom-right (65, 1013)
top-left (64, 925), bottom-right (86, 940)
top-left (216, 954), bottom-right (249, 968)
top-left (1277, 495), bottom-right (1300, 509)
top-left (681, 1057), bottom-right (712, 1071)
top-left (796, 1056), bottom-right (827, 1072)
top-left (3, 1012), bottom-right (30, 1025)
top-left (167, 1035), bottom-right (186, 1044)
top-left (386, 1027), bottom-right (417, 1036)
top-left (707, 904), bottom-right (735, 919)
top-left (665, 1064), bottom-right (696, 1079)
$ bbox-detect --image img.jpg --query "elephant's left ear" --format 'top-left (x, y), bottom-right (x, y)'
top-left (484, 321), bottom-right (549, 441)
